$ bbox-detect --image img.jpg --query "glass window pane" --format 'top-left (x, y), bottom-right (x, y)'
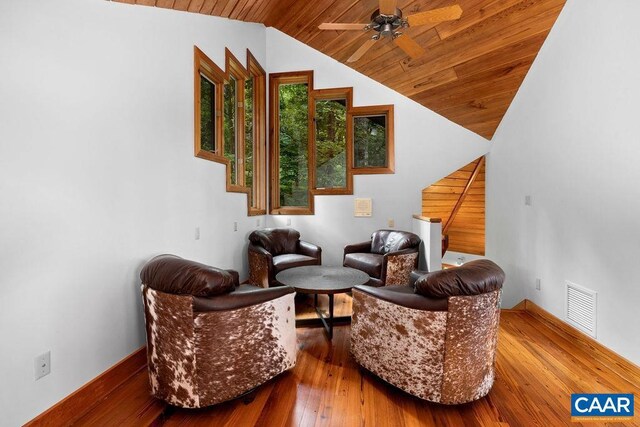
top-left (224, 77), bottom-right (237, 184)
top-left (200, 75), bottom-right (216, 153)
top-left (245, 78), bottom-right (254, 205)
top-left (278, 83), bottom-right (309, 207)
top-left (315, 98), bottom-right (347, 189)
top-left (354, 115), bottom-right (387, 168)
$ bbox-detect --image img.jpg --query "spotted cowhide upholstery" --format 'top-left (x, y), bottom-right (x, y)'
top-left (351, 259), bottom-right (505, 404)
top-left (140, 255), bottom-right (296, 408)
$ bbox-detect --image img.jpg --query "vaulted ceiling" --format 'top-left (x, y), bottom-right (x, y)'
top-left (115, 0), bottom-right (566, 139)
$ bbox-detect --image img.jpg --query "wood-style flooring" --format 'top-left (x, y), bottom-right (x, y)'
top-left (73, 310), bottom-right (640, 426)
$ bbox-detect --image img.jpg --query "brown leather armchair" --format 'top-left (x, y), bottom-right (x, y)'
top-left (351, 259), bottom-right (505, 404)
top-left (140, 254), bottom-right (296, 408)
top-left (343, 230), bottom-right (421, 286)
top-left (248, 228), bottom-right (321, 287)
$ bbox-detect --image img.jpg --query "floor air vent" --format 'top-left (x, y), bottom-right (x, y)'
top-left (566, 281), bottom-right (597, 338)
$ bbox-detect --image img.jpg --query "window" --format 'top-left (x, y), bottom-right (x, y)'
top-left (223, 77), bottom-right (238, 183)
top-left (269, 72), bottom-right (313, 214)
top-left (246, 51), bottom-right (267, 215)
top-left (268, 71), bottom-right (395, 214)
top-left (312, 88), bottom-right (353, 195)
top-left (194, 47), bottom-right (225, 161)
top-left (194, 46), bottom-right (266, 215)
top-left (350, 105), bottom-right (394, 174)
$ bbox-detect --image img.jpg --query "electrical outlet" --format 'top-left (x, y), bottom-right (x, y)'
top-left (195, 227), bottom-right (200, 240)
top-left (35, 351), bottom-right (50, 380)
top-left (233, 221), bottom-right (238, 232)
top-left (535, 278), bottom-right (541, 291)
top-left (525, 195), bottom-right (532, 206)
top-left (388, 218), bottom-right (395, 228)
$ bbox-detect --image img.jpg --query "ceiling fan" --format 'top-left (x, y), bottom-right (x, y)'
top-left (318, 0), bottom-right (463, 63)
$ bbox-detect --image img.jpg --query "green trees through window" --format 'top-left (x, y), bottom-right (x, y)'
top-left (244, 78), bottom-right (254, 204)
top-left (269, 71), bottom-right (393, 214)
top-left (278, 83), bottom-right (309, 207)
top-left (315, 98), bottom-right (347, 189)
top-left (223, 77), bottom-right (237, 184)
top-left (200, 75), bottom-right (216, 153)
top-left (354, 115), bottom-right (387, 168)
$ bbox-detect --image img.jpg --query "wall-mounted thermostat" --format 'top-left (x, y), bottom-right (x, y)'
top-left (354, 198), bottom-right (372, 217)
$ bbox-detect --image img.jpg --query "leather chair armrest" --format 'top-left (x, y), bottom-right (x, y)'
top-left (225, 269), bottom-right (240, 288)
top-left (383, 247), bottom-right (419, 260)
top-left (298, 240), bottom-right (322, 263)
top-left (248, 244), bottom-right (273, 260)
top-left (344, 241), bottom-right (371, 257)
top-left (193, 285), bottom-right (295, 312)
top-left (352, 285), bottom-right (447, 311)
top-left (409, 269), bottom-right (429, 286)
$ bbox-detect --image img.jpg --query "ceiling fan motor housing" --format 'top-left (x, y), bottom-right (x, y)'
top-left (368, 8), bottom-right (407, 39)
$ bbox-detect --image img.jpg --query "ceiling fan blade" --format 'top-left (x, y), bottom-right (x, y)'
top-left (318, 23), bottom-right (368, 31)
top-left (394, 35), bottom-right (426, 59)
top-left (406, 5), bottom-right (463, 27)
top-left (347, 39), bottom-right (378, 63)
top-left (379, 0), bottom-right (398, 15)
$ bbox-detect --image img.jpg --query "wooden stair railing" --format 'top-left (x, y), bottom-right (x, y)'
top-left (423, 155), bottom-right (486, 256)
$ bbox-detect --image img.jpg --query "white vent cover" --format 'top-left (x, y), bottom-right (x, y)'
top-left (565, 281), bottom-right (597, 338)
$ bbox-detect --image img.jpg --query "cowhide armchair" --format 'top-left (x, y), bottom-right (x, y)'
top-left (351, 259), bottom-right (505, 405)
top-left (343, 230), bottom-right (421, 287)
top-left (140, 254), bottom-right (297, 408)
top-left (248, 228), bottom-right (321, 287)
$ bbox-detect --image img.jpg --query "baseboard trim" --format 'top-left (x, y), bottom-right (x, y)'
top-left (25, 346), bottom-right (147, 426)
top-left (511, 299), bottom-right (640, 385)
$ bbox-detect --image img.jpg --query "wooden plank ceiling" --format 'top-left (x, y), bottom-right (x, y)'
top-left (115, 0), bottom-right (566, 140)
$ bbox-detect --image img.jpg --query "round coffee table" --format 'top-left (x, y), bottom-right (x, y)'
top-left (276, 266), bottom-right (370, 339)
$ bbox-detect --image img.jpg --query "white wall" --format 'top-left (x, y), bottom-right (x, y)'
top-left (266, 28), bottom-right (490, 266)
top-left (0, 1), bottom-right (267, 425)
top-left (487, 0), bottom-right (640, 364)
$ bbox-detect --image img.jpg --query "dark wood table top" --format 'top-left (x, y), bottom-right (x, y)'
top-left (276, 266), bottom-right (370, 294)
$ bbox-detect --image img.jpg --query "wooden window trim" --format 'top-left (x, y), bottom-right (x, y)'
top-left (349, 104), bottom-right (395, 175)
top-left (310, 87), bottom-right (354, 196)
top-left (269, 71), bottom-right (315, 215)
top-left (194, 46), bottom-right (226, 163)
top-left (224, 48), bottom-right (249, 194)
top-left (246, 50), bottom-right (267, 216)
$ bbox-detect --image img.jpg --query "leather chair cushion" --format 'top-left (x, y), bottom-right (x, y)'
top-left (415, 259), bottom-right (505, 298)
top-left (370, 230), bottom-right (421, 254)
top-left (353, 285), bottom-right (448, 311)
top-left (193, 285), bottom-right (295, 312)
top-left (272, 254), bottom-right (318, 273)
top-left (344, 253), bottom-right (383, 279)
top-left (140, 254), bottom-right (237, 297)
top-left (249, 228), bottom-right (301, 256)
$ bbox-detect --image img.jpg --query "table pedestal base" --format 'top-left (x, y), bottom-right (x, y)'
top-left (295, 293), bottom-right (351, 340)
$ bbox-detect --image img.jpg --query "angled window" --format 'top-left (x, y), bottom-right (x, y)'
top-left (245, 51), bottom-right (267, 215)
top-left (350, 105), bottom-right (395, 174)
top-left (194, 47), bottom-right (225, 161)
top-left (269, 72), bottom-right (313, 214)
top-left (223, 49), bottom-right (248, 190)
top-left (194, 46), bottom-right (266, 216)
top-left (223, 76), bottom-right (237, 183)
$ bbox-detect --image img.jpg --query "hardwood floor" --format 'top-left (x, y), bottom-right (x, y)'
top-left (295, 293), bottom-right (352, 320)
top-left (73, 310), bottom-right (640, 426)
